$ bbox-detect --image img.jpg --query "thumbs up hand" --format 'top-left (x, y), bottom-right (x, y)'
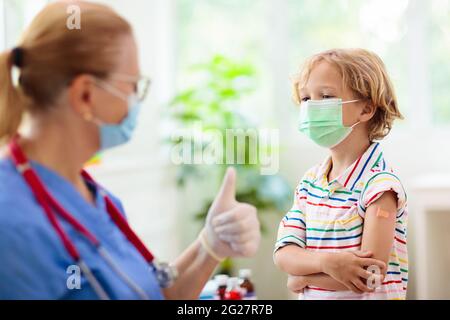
top-left (201, 167), bottom-right (261, 260)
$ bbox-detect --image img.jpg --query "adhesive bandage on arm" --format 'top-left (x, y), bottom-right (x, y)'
top-left (375, 207), bottom-right (392, 219)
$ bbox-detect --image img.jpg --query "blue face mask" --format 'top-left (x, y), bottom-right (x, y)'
top-left (91, 80), bottom-right (142, 151)
top-left (99, 95), bottom-right (142, 150)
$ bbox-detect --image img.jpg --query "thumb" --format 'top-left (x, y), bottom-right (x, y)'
top-left (210, 167), bottom-right (237, 213)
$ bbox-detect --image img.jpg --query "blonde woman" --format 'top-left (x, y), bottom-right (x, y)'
top-left (0, 1), bottom-right (260, 299)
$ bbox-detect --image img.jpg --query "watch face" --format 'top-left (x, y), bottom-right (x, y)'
top-left (154, 262), bottom-right (178, 288)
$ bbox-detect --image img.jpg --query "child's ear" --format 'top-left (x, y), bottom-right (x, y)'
top-left (360, 100), bottom-right (377, 122)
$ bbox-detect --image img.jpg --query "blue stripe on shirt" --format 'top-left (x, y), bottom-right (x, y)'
top-left (283, 215), bottom-right (306, 227)
top-left (351, 143), bottom-right (379, 191)
top-left (387, 271), bottom-right (401, 275)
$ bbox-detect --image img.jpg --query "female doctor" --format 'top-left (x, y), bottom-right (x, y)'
top-left (0, 1), bottom-right (260, 299)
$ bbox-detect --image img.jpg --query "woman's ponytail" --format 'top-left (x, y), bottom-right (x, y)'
top-left (0, 1), bottom-right (132, 146)
top-left (0, 49), bottom-right (24, 144)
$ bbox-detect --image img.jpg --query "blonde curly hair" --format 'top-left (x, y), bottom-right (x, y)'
top-left (292, 48), bottom-right (404, 141)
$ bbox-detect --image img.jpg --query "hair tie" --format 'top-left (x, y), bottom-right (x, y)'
top-left (11, 47), bottom-right (24, 68)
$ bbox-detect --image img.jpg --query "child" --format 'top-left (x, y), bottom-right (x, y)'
top-left (274, 48), bottom-right (408, 300)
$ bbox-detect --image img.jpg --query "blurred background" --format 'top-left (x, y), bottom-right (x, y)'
top-left (1, 0), bottom-right (449, 299)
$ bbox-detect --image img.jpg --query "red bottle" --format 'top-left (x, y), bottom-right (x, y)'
top-left (214, 275), bottom-right (229, 300)
top-left (224, 277), bottom-right (242, 300)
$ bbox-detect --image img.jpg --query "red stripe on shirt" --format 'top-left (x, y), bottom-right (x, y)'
top-left (395, 237), bottom-right (406, 244)
top-left (344, 154), bottom-right (363, 187)
top-left (382, 280), bottom-right (402, 285)
top-left (306, 201), bottom-right (352, 210)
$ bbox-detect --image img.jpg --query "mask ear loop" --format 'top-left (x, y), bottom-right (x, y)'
top-left (341, 99), bottom-right (360, 105)
top-left (328, 100), bottom-right (362, 149)
top-left (350, 121), bottom-right (361, 129)
top-left (89, 79), bottom-right (138, 127)
top-left (342, 99), bottom-right (362, 129)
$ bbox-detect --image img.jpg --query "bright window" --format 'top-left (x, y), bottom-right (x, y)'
top-left (0, 0), bottom-right (48, 49)
top-left (175, 0), bottom-right (449, 128)
top-left (431, 0), bottom-right (450, 123)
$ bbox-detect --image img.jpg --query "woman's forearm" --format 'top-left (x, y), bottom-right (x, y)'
top-left (163, 238), bottom-right (219, 300)
top-left (274, 245), bottom-right (329, 276)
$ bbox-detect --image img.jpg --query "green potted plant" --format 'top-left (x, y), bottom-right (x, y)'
top-left (165, 54), bottom-right (291, 274)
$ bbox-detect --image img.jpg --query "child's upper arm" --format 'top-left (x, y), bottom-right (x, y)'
top-left (358, 171), bottom-right (407, 267)
top-left (361, 191), bottom-right (397, 266)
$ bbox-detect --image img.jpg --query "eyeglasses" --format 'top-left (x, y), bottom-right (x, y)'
top-left (105, 73), bottom-right (152, 102)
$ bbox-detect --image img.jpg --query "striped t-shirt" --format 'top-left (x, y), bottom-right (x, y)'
top-left (275, 142), bottom-right (408, 300)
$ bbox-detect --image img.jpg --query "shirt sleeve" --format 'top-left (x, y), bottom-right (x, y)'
top-left (357, 172), bottom-right (407, 219)
top-left (274, 183), bottom-right (307, 252)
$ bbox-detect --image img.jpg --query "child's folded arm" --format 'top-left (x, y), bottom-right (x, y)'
top-left (303, 273), bottom-right (354, 291)
top-left (290, 271), bottom-right (380, 293)
top-left (274, 244), bottom-right (327, 276)
top-left (276, 244), bottom-right (387, 292)
top-left (288, 273), bottom-right (351, 293)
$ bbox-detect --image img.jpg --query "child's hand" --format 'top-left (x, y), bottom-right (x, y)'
top-left (287, 275), bottom-right (308, 294)
top-left (321, 250), bottom-right (386, 293)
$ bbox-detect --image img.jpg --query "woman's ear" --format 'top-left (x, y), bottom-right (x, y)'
top-left (67, 74), bottom-right (96, 119)
top-left (360, 100), bottom-right (377, 122)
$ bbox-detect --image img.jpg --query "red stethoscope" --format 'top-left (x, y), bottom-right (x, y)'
top-left (8, 137), bottom-right (178, 300)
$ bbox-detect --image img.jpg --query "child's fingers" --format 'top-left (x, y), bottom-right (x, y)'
top-left (352, 278), bottom-right (373, 293)
top-left (346, 281), bottom-right (363, 294)
top-left (358, 258), bottom-right (386, 271)
top-left (357, 269), bottom-right (373, 280)
top-left (287, 276), bottom-right (305, 292)
top-left (359, 268), bottom-right (385, 282)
